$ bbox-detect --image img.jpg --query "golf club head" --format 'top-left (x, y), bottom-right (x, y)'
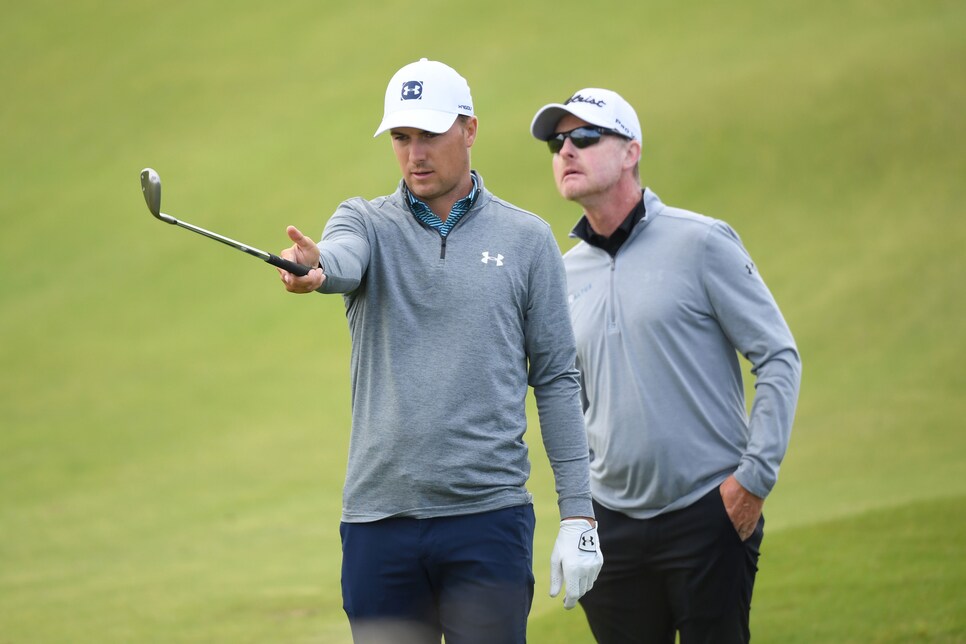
top-left (141, 167), bottom-right (177, 225)
top-left (140, 168), bottom-right (162, 216)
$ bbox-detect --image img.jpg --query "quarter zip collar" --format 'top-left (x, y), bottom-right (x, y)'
top-left (403, 171), bottom-right (481, 238)
top-left (571, 190), bottom-right (647, 257)
top-left (570, 188), bottom-right (661, 256)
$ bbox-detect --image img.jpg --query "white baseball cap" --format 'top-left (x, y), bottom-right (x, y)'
top-left (373, 58), bottom-right (474, 137)
top-left (530, 88), bottom-right (642, 143)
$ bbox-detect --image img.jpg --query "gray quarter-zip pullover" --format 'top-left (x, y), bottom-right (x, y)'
top-left (317, 173), bottom-right (594, 522)
top-left (564, 189), bottom-right (801, 519)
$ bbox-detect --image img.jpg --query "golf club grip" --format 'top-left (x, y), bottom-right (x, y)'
top-left (266, 254), bottom-right (312, 276)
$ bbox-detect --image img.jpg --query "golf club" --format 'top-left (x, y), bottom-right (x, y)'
top-left (140, 168), bottom-right (312, 276)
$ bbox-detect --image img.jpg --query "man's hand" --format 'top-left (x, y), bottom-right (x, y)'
top-left (719, 474), bottom-right (764, 541)
top-left (279, 226), bottom-right (325, 292)
top-left (549, 518), bottom-right (603, 609)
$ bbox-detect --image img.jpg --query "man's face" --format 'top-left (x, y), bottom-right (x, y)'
top-left (551, 114), bottom-right (632, 203)
top-left (390, 117), bottom-right (477, 211)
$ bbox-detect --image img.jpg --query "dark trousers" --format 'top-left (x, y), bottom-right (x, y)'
top-left (340, 504), bottom-right (535, 644)
top-left (579, 489), bottom-right (763, 644)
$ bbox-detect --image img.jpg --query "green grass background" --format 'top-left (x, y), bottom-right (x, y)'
top-left (1, 0), bottom-right (963, 641)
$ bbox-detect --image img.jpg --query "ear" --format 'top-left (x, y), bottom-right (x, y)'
top-left (462, 116), bottom-right (479, 148)
top-left (623, 139), bottom-right (641, 171)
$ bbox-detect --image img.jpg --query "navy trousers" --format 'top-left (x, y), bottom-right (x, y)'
top-left (579, 489), bottom-right (763, 644)
top-left (340, 504), bottom-right (535, 644)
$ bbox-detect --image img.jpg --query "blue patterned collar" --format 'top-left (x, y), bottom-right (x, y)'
top-left (404, 172), bottom-right (480, 238)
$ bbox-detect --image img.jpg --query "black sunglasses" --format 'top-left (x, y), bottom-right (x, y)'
top-left (547, 125), bottom-right (628, 154)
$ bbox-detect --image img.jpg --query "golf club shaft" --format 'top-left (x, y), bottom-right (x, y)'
top-left (140, 168), bottom-right (312, 277)
top-left (163, 215), bottom-right (312, 276)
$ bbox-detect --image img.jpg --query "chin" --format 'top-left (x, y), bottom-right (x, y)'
top-left (408, 181), bottom-right (436, 198)
top-left (558, 182), bottom-right (585, 202)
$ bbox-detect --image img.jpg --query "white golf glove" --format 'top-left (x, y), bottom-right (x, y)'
top-left (549, 518), bottom-right (604, 609)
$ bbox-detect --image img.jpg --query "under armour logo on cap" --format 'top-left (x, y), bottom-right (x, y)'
top-left (401, 80), bottom-right (423, 100)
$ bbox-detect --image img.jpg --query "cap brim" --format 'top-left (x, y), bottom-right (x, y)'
top-left (529, 104), bottom-right (574, 141)
top-left (373, 110), bottom-right (459, 137)
top-left (531, 102), bottom-right (622, 141)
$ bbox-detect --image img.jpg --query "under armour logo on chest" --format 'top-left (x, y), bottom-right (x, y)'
top-left (481, 251), bottom-right (504, 266)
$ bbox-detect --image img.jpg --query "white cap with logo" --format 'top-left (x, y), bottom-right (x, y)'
top-left (374, 58), bottom-right (474, 137)
top-left (530, 88), bottom-right (642, 143)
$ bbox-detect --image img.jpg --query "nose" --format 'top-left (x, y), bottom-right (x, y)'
top-left (557, 136), bottom-right (579, 157)
top-left (408, 137), bottom-right (429, 162)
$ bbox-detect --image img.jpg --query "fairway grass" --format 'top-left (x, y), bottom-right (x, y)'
top-left (2, 490), bottom-right (962, 642)
top-left (753, 495), bottom-right (966, 643)
top-left (2, 0), bottom-right (964, 642)
top-left (527, 496), bottom-right (966, 643)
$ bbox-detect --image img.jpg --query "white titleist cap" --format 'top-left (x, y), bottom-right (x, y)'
top-left (530, 88), bottom-right (642, 143)
top-left (373, 58), bottom-right (474, 137)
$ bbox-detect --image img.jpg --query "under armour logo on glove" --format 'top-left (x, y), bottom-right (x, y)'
top-left (550, 519), bottom-right (604, 609)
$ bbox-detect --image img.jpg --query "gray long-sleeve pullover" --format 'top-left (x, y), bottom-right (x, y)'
top-left (316, 174), bottom-right (593, 522)
top-left (564, 189), bottom-right (801, 519)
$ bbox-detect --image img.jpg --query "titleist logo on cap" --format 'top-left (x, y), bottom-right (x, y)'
top-left (565, 93), bottom-right (606, 107)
